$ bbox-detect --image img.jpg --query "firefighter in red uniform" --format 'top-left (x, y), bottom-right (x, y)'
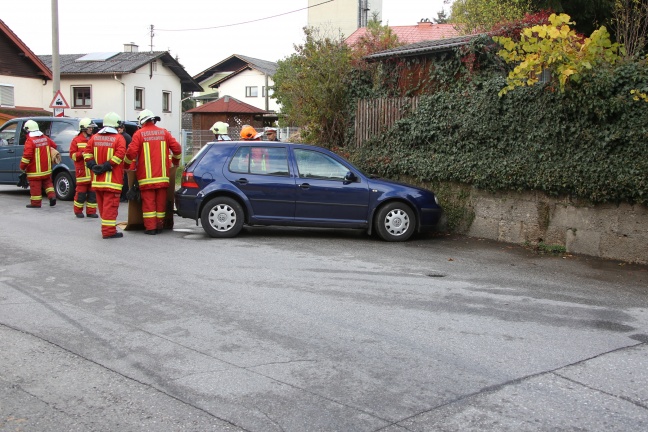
top-left (124, 109), bottom-right (182, 235)
top-left (83, 112), bottom-right (126, 239)
top-left (19, 120), bottom-right (57, 208)
top-left (70, 118), bottom-right (98, 218)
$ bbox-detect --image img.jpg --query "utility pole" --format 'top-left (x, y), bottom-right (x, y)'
top-left (51, 0), bottom-right (60, 97)
top-left (149, 25), bottom-right (155, 52)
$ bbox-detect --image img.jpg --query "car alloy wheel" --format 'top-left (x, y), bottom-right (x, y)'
top-left (375, 202), bottom-right (415, 242)
top-left (200, 196), bottom-right (244, 238)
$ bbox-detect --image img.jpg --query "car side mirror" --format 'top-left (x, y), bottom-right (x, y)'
top-left (344, 171), bottom-right (357, 184)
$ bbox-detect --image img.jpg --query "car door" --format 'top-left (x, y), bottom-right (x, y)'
top-left (223, 145), bottom-right (296, 221)
top-left (292, 148), bottom-right (370, 225)
top-left (0, 120), bottom-right (22, 183)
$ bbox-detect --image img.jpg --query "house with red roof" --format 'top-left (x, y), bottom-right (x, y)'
top-left (0, 18), bottom-right (53, 123)
top-left (345, 19), bottom-right (459, 47)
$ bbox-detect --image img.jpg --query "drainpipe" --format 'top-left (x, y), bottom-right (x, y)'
top-left (114, 74), bottom-right (126, 120)
top-left (265, 73), bottom-right (269, 112)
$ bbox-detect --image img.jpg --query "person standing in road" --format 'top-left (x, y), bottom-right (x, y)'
top-left (19, 120), bottom-right (58, 208)
top-left (69, 118), bottom-right (98, 218)
top-left (83, 112), bottom-right (127, 239)
top-left (124, 109), bottom-right (182, 235)
top-left (118, 121), bottom-right (133, 202)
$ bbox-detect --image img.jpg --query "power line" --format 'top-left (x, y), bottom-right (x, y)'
top-left (156, 0), bottom-right (334, 32)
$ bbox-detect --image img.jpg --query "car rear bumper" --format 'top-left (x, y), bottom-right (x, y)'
top-left (174, 189), bottom-right (198, 219)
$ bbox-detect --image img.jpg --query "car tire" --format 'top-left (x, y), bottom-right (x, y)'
top-left (54, 171), bottom-right (75, 201)
top-left (375, 202), bottom-right (415, 242)
top-left (201, 197), bottom-right (244, 238)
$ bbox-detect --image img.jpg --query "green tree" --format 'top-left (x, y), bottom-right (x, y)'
top-left (272, 28), bottom-right (353, 147)
top-left (434, 9), bottom-right (450, 24)
top-left (450, 0), bottom-right (532, 34)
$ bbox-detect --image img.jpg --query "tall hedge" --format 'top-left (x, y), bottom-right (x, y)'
top-left (350, 60), bottom-right (648, 205)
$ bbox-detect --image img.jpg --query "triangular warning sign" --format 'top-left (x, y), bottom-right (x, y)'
top-left (49, 90), bottom-right (70, 109)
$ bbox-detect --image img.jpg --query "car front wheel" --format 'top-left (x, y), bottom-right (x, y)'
top-left (54, 171), bottom-right (75, 201)
top-left (200, 197), bottom-right (244, 238)
top-left (375, 202), bottom-right (415, 242)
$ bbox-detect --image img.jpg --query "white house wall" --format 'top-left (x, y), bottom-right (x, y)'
top-left (217, 69), bottom-right (280, 113)
top-left (42, 61), bottom-right (183, 137)
top-left (0, 75), bottom-right (47, 108)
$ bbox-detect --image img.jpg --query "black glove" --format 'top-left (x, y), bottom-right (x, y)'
top-left (102, 161), bottom-right (112, 172)
top-left (86, 160), bottom-right (97, 170)
top-left (16, 172), bottom-right (28, 188)
top-left (126, 185), bottom-right (140, 201)
top-left (91, 164), bottom-right (104, 174)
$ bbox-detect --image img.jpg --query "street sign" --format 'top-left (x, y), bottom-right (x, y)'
top-left (49, 90), bottom-right (70, 109)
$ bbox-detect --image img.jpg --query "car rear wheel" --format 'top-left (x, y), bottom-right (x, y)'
top-left (375, 202), bottom-right (415, 242)
top-left (200, 197), bottom-right (244, 238)
top-left (54, 171), bottom-right (75, 201)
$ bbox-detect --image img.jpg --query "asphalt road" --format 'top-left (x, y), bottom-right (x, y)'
top-left (0, 185), bottom-right (647, 431)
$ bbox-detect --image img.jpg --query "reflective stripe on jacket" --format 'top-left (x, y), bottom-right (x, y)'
top-left (20, 134), bottom-right (57, 179)
top-left (83, 132), bottom-right (126, 192)
top-left (124, 123), bottom-right (182, 190)
top-left (70, 133), bottom-right (92, 184)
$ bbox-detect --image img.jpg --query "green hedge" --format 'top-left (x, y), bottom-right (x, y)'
top-left (350, 61), bottom-right (648, 205)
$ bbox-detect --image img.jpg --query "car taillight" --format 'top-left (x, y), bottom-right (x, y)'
top-left (181, 171), bottom-right (199, 188)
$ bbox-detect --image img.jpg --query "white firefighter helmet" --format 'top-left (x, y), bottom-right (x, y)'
top-left (79, 117), bottom-right (97, 130)
top-left (23, 120), bottom-right (39, 132)
top-left (138, 109), bottom-right (161, 126)
top-left (209, 121), bottom-right (229, 135)
top-left (103, 112), bottom-right (121, 128)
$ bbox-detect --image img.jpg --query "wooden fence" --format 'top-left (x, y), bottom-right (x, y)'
top-left (355, 97), bottom-right (419, 147)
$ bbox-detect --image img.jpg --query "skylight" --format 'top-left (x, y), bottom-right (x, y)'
top-left (75, 52), bottom-right (119, 62)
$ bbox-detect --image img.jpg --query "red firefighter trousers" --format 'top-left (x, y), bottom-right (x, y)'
top-left (96, 190), bottom-right (121, 237)
top-left (73, 183), bottom-right (97, 216)
top-left (28, 177), bottom-right (55, 207)
top-left (141, 187), bottom-right (167, 231)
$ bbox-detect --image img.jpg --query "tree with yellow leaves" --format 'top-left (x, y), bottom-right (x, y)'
top-left (493, 13), bottom-right (623, 96)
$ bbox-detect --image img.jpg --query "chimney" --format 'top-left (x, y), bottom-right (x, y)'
top-left (418, 18), bottom-right (433, 26)
top-left (124, 42), bottom-right (139, 53)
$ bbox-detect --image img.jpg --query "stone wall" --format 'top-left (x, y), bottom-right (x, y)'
top-left (463, 189), bottom-right (648, 264)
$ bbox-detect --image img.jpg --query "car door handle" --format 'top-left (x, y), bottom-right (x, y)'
top-left (7, 149), bottom-right (15, 153)
top-left (299, 183), bottom-right (310, 189)
top-left (236, 178), bottom-right (249, 185)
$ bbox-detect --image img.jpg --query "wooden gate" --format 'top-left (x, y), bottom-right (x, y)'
top-left (355, 97), bottom-right (419, 147)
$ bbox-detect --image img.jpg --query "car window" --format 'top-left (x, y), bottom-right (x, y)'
top-left (229, 146), bottom-right (289, 176)
top-left (294, 149), bottom-right (349, 180)
top-left (50, 121), bottom-right (77, 152)
top-left (0, 123), bottom-right (17, 146)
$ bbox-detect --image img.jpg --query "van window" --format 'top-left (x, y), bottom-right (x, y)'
top-left (0, 122), bottom-right (17, 145)
top-left (50, 121), bottom-right (77, 152)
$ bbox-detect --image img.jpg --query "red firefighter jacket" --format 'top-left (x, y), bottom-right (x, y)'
top-left (124, 123), bottom-right (182, 190)
top-left (69, 133), bottom-right (92, 184)
top-left (19, 133), bottom-right (57, 180)
top-left (83, 130), bottom-right (126, 192)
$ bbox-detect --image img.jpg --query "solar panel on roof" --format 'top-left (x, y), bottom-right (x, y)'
top-left (75, 52), bottom-right (120, 62)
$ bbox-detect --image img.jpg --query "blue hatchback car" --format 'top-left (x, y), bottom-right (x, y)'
top-left (175, 141), bottom-right (443, 241)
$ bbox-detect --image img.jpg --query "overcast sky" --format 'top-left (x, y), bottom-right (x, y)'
top-left (3, 0), bottom-right (452, 76)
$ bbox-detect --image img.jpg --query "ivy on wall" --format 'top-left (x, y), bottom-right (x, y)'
top-left (348, 50), bottom-right (648, 205)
